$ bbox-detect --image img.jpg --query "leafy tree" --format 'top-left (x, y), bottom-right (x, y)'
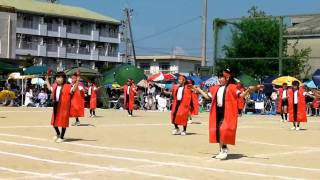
top-left (215, 7), bottom-right (311, 79)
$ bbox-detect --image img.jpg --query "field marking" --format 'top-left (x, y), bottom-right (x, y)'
top-left (0, 138), bottom-right (315, 179)
top-left (0, 150), bottom-right (188, 180)
top-left (1, 133), bottom-right (320, 173)
top-left (1, 170), bottom-right (106, 180)
top-left (254, 149), bottom-right (320, 158)
top-left (0, 166), bottom-right (75, 180)
top-left (0, 148), bottom-right (302, 180)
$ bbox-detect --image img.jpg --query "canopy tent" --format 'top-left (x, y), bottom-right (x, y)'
top-left (103, 64), bottom-right (146, 85)
top-left (187, 76), bottom-right (203, 86)
top-left (0, 61), bottom-right (22, 74)
top-left (304, 80), bottom-right (317, 89)
top-left (238, 74), bottom-right (259, 87)
top-left (24, 65), bottom-right (49, 75)
top-left (312, 69), bottom-right (320, 88)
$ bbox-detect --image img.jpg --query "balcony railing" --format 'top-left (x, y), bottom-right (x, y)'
top-left (47, 44), bottom-right (59, 52)
top-left (47, 23), bottom-right (59, 31)
top-left (66, 46), bottom-right (90, 55)
top-left (100, 30), bottom-right (118, 38)
top-left (16, 41), bottom-right (38, 50)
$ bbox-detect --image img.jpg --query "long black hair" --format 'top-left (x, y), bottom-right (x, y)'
top-left (55, 71), bottom-right (67, 84)
top-left (217, 69), bottom-right (236, 84)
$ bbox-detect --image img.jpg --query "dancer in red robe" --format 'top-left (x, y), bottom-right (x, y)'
top-left (87, 82), bottom-right (100, 117)
top-left (196, 69), bottom-right (258, 160)
top-left (46, 71), bottom-right (80, 143)
top-left (163, 75), bottom-right (194, 136)
top-left (236, 83), bottom-right (245, 116)
top-left (188, 80), bottom-right (199, 124)
top-left (277, 83), bottom-right (289, 122)
top-left (287, 81), bottom-right (313, 130)
top-left (123, 79), bottom-right (137, 117)
top-left (70, 73), bottom-right (85, 126)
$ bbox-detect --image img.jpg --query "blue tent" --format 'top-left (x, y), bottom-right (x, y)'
top-left (312, 69), bottom-right (320, 88)
top-left (187, 76), bottom-right (203, 86)
top-left (304, 80), bottom-right (317, 89)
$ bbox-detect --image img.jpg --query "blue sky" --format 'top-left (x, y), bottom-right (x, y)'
top-left (61, 0), bottom-right (320, 60)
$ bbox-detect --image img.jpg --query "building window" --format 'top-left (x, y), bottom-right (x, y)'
top-left (159, 62), bottom-right (170, 72)
top-left (140, 62), bottom-right (150, 70)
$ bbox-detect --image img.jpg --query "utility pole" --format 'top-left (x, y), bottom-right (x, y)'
top-left (201, 0), bottom-right (208, 67)
top-left (278, 16), bottom-right (283, 76)
top-left (124, 8), bottom-right (137, 66)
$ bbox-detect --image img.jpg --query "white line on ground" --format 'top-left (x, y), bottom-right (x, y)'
top-left (1, 133), bottom-right (320, 174)
top-left (0, 150), bottom-right (189, 180)
top-left (254, 149), bottom-right (320, 158)
top-left (0, 166), bottom-right (75, 180)
top-left (0, 138), bottom-right (311, 179)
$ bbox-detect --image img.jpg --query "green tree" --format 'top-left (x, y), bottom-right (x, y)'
top-left (216, 7), bottom-right (311, 79)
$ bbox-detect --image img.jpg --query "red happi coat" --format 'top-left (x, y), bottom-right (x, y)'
top-left (123, 84), bottom-right (136, 110)
top-left (209, 84), bottom-right (238, 145)
top-left (288, 87), bottom-right (307, 122)
top-left (171, 84), bottom-right (192, 126)
top-left (190, 92), bottom-right (199, 115)
top-left (51, 83), bottom-right (72, 128)
top-left (277, 88), bottom-right (287, 113)
top-left (70, 85), bottom-right (85, 117)
top-left (90, 85), bottom-right (97, 109)
top-left (237, 88), bottom-right (245, 110)
top-left (312, 99), bottom-right (319, 109)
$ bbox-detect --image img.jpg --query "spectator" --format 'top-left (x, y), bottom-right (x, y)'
top-left (37, 89), bottom-right (48, 107)
top-left (157, 94), bottom-right (167, 112)
top-left (24, 88), bottom-right (34, 106)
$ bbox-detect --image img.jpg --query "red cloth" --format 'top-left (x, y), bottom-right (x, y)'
top-left (209, 84), bottom-right (238, 145)
top-left (171, 84), bottom-right (192, 126)
top-left (90, 85), bottom-right (97, 109)
top-left (51, 84), bottom-right (72, 128)
top-left (190, 92), bottom-right (199, 115)
top-left (312, 99), bottom-right (319, 109)
top-left (70, 86), bottom-right (85, 117)
top-left (237, 88), bottom-right (245, 110)
top-left (123, 84), bottom-right (136, 110)
top-left (288, 87), bottom-right (307, 122)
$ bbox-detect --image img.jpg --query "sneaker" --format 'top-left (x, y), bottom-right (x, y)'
top-left (89, 115), bottom-right (93, 118)
top-left (71, 122), bottom-right (78, 126)
top-left (291, 127), bottom-right (296, 130)
top-left (180, 131), bottom-right (187, 136)
top-left (55, 138), bottom-right (65, 143)
top-left (172, 128), bottom-right (180, 135)
top-left (188, 120), bottom-right (193, 124)
top-left (76, 121), bottom-right (81, 126)
top-left (52, 135), bottom-right (59, 141)
top-left (295, 127), bottom-right (300, 131)
top-left (128, 115), bottom-right (132, 117)
top-left (281, 119), bottom-right (285, 122)
top-left (215, 151), bottom-right (228, 160)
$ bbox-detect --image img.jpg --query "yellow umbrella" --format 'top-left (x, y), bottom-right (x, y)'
top-left (272, 76), bottom-right (302, 86)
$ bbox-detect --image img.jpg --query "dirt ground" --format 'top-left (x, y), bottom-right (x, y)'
top-left (0, 107), bottom-right (319, 180)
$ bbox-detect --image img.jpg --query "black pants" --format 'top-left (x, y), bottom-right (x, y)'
top-left (126, 94), bottom-right (133, 115)
top-left (54, 127), bottom-right (66, 139)
top-left (216, 107), bottom-right (224, 143)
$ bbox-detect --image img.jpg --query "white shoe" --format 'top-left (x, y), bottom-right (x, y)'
top-left (291, 127), bottom-right (296, 130)
top-left (172, 128), bottom-right (180, 135)
top-left (188, 120), bottom-right (193, 124)
top-left (180, 131), bottom-right (187, 136)
top-left (52, 135), bottom-right (59, 141)
top-left (281, 119), bottom-right (285, 122)
top-left (89, 115), bottom-right (93, 118)
top-left (295, 127), bottom-right (300, 131)
top-left (128, 115), bottom-right (132, 117)
top-left (215, 151), bottom-right (228, 160)
top-left (55, 138), bottom-right (65, 143)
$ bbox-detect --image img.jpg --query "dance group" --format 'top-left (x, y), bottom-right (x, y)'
top-left (45, 69), bottom-right (317, 160)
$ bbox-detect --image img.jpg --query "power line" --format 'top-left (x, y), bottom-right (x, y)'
top-left (134, 16), bottom-right (201, 42)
